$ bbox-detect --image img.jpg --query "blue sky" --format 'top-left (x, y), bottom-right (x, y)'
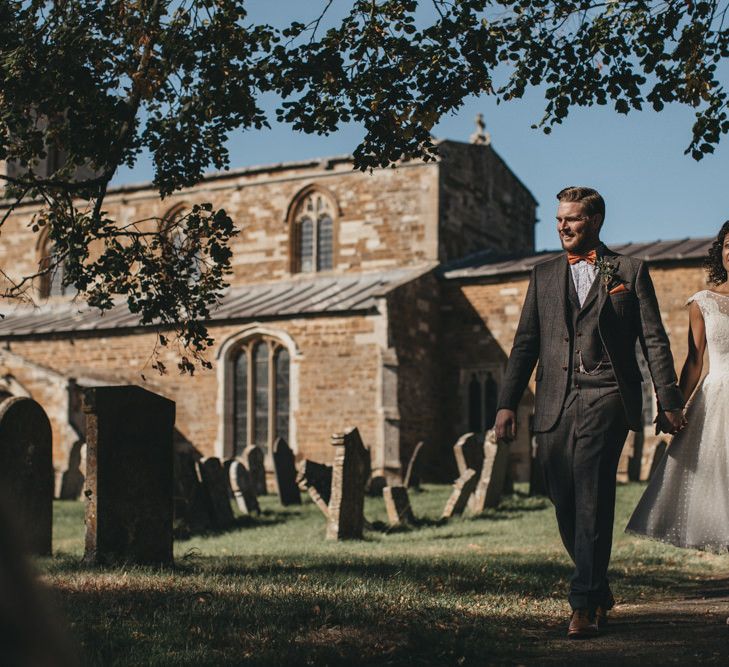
top-left (112, 3), bottom-right (729, 251)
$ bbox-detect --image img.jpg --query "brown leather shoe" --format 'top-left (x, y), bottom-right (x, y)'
top-left (568, 609), bottom-right (598, 639)
top-left (596, 591), bottom-right (615, 629)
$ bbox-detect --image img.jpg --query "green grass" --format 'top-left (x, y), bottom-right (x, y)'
top-left (40, 484), bottom-right (725, 666)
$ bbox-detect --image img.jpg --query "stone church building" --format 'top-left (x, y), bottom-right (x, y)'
top-left (0, 138), bottom-right (714, 495)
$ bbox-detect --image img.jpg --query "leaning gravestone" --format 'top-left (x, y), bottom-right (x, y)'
top-left (243, 444), bottom-right (267, 495)
top-left (273, 437), bottom-right (301, 506)
top-left (297, 459), bottom-right (333, 505)
top-left (383, 486), bottom-right (416, 527)
top-left (174, 453), bottom-right (212, 534)
top-left (441, 468), bottom-right (478, 519)
top-left (196, 457), bottom-right (235, 529)
top-left (228, 460), bottom-right (260, 515)
top-left (326, 427), bottom-right (370, 540)
top-left (403, 441), bottom-right (425, 489)
top-left (0, 397), bottom-right (53, 556)
top-left (83, 386), bottom-right (175, 565)
top-left (469, 430), bottom-right (510, 513)
top-left (453, 432), bottom-right (484, 477)
top-left (649, 440), bottom-right (669, 480)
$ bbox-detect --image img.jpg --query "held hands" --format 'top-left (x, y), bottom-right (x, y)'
top-left (654, 409), bottom-right (687, 436)
top-left (494, 409), bottom-right (517, 442)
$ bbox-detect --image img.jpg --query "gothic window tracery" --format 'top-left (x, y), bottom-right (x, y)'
top-left (37, 231), bottom-right (66, 298)
top-left (291, 190), bottom-right (335, 273)
top-left (232, 336), bottom-right (290, 457)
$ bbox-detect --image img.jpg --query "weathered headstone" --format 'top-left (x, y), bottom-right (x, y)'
top-left (649, 440), bottom-right (668, 480)
top-left (174, 453), bottom-right (211, 534)
top-left (83, 386), bottom-right (175, 565)
top-left (383, 486), bottom-right (416, 527)
top-left (0, 397), bottom-right (53, 556)
top-left (441, 468), bottom-right (478, 519)
top-left (326, 427), bottom-right (370, 540)
top-left (196, 457), bottom-right (235, 529)
top-left (243, 444), bottom-right (267, 495)
top-left (60, 439), bottom-right (86, 500)
top-left (307, 485), bottom-right (331, 518)
top-left (297, 459), bottom-right (333, 504)
top-left (273, 437), bottom-right (301, 506)
top-left (228, 460), bottom-right (260, 515)
top-left (627, 430), bottom-right (645, 482)
top-left (453, 432), bottom-right (484, 477)
top-left (403, 441), bottom-right (425, 489)
top-left (529, 436), bottom-right (546, 497)
top-left (366, 474), bottom-right (387, 497)
top-left (468, 430), bottom-right (510, 513)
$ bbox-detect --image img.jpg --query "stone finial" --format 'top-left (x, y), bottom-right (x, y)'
top-left (470, 113), bottom-right (491, 146)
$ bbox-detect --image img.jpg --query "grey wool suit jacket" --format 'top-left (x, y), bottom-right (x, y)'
top-left (497, 246), bottom-right (684, 432)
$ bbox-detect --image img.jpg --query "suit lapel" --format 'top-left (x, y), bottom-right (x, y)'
top-left (555, 255), bottom-right (570, 329)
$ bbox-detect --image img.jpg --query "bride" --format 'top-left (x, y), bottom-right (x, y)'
top-left (627, 221), bottom-right (729, 550)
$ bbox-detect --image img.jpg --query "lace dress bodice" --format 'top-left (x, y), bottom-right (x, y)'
top-left (688, 290), bottom-right (729, 380)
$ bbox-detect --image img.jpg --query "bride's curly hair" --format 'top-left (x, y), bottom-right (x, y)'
top-left (705, 221), bottom-right (729, 286)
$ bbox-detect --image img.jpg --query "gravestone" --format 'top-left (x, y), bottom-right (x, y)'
top-left (174, 453), bottom-right (211, 534)
top-left (0, 397), bottom-right (53, 556)
top-left (441, 468), bottom-right (478, 519)
top-left (468, 431), bottom-right (510, 513)
top-left (243, 444), bottom-right (267, 495)
top-left (83, 386), bottom-right (175, 565)
top-left (403, 441), bottom-right (424, 489)
top-left (306, 485), bottom-right (331, 518)
top-left (228, 460), bottom-right (260, 515)
top-left (196, 457), bottom-right (235, 529)
top-left (649, 440), bottom-right (668, 480)
top-left (326, 427), bottom-right (370, 540)
top-left (627, 430), bottom-right (645, 482)
top-left (273, 437), bottom-right (301, 506)
top-left (383, 486), bottom-right (416, 527)
top-left (529, 435), bottom-right (546, 497)
top-left (297, 459), bottom-right (333, 505)
top-left (453, 432), bottom-right (484, 477)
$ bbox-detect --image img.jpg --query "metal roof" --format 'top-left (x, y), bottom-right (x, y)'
top-left (442, 237), bottom-right (714, 280)
top-left (0, 266), bottom-right (431, 338)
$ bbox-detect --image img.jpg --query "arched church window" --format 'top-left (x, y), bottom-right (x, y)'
top-left (160, 203), bottom-right (202, 281)
top-left (463, 366), bottom-right (503, 433)
top-left (37, 232), bottom-right (66, 298)
top-left (291, 189), bottom-right (336, 273)
top-left (232, 336), bottom-right (291, 457)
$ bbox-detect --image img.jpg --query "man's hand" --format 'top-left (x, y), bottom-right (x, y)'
top-left (494, 409), bottom-right (517, 442)
top-left (654, 409), bottom-right (687, 435)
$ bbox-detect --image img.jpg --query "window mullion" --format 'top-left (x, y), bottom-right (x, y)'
top-left (268, 342), bottom-right (276, 456)
top-left (246, 344), bottom-right (254, 447)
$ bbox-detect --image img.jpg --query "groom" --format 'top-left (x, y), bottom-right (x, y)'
top-left (494, 187), bottom-right (685, 638)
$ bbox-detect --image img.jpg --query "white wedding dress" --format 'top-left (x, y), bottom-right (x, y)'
top-left (626, 290), bottom-right (729, 551)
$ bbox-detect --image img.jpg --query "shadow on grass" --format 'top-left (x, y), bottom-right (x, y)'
top-left (49, 569), bottom-right (729, 667)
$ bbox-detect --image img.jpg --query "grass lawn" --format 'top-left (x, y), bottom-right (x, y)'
top-left (40, 484), bottom-right (726, 666)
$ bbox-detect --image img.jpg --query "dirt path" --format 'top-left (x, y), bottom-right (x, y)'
top-left (525, 580), bottom-right (729, 666)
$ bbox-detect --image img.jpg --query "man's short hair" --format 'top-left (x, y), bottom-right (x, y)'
top-left (556, 186), bottom-right (605, 222)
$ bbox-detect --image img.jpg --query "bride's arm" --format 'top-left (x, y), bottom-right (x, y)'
top-left (678, 301), bottom-right (707, 402)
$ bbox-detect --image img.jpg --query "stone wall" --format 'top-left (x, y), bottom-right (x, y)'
top-left (1, 312), bottom-right (385, 484)
top-left (0, 157), bottom-right (442, 295)
top-left (385, 270), bottom-right (444, 478)
top-left (437, 142), bottom-right (537, 262)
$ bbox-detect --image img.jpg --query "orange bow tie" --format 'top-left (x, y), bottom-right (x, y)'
top-left (567, 250), bottom-right (597, 265)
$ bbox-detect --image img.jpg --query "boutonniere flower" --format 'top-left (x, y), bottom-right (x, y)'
top-left (594, 257), bottom-right (618, 292)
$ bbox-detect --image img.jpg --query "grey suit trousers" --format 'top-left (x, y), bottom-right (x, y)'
top-left (537, 383), bottom-right (629, 611)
